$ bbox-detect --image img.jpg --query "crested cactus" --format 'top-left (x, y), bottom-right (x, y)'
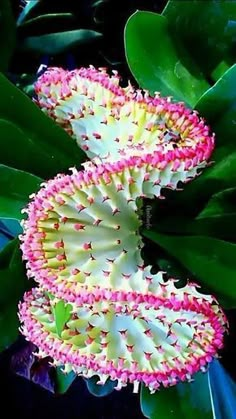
top-left (19, 67), bottom-right (227, 394)
top-left (34, 66), bottom-right (214, 166)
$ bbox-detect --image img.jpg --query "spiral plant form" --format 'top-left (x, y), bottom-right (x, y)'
top-left (19, 67), bottom-right (227, 394)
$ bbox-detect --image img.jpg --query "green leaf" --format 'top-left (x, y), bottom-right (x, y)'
top-left (55, 368), bottom-right (76, 394)
top-left (164, 148), bottom-right (236, 218)
top-left (197, 188), bottom-right (236, 219)
top-left (154, 65), bottom-right (236, 215)
top-left (85, 376), bottom-right (117, 397)
top-left (0, 303), bottom-right (20, 352)
top-left (0, 165), bottom-right (42, 220)
top-left (124, 11), bottom-right (209, 107)
top-left (0, 0), bottom-right (16, 72)
top-left (0, 73), bottom-right (86, 178)
top-left (0, 219), bottom-right (22, 237)
top-left (19, 12), bottom-right (74, 29)
top-left (52, 300), bottom-right (72, 337)
top-left (163, 0), bottom-right (236, 82)
top-left (209, 360), bottom-right (236, 419)
top-left (0, 239), bottom-right (29, 306)
top-left (140, 371), bottom-right (213, 419)
top-left (151, 213), bottom-right (236, 242)
top-left (144, 230), bottom-right (236, 307)
top-left (0, 238), bottom-right (31, 351)
top-left (196, 64), bottom-right (236, 148)
top-left (141, 360), bottom-right (236, 419)
top-left (17, 0), bottom-right (40, 26)
top-left (21, 29), bottom-right (103, 55)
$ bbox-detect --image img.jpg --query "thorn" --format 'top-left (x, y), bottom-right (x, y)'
top-left (85, 336), bottom-right (94, 345)
top-left (83, 271), bottom-right (91, 277)
top-left (77, 204), bottom-right (86, 212)
top-left (112, 208), bottom-right (121, 216)
top-left (87, 196), bottom-right (95, 205)
top-left (106, 258), bottom-right (115, 264)
top-left (116, 184), bottom-right (124, 192)
top-left (103, 270), bottom-right (111, 277)
top-left (61, 216), bottom-right (68, 223)
top-left (144, 329), bottom-right (153, 337)
top-left (93, 133), bottom-right (101, 139)
top-left (54, 240), bottom-right (64, 249)
top-left (56, 253), bottom-right (66, 261)
top-left (93, 219), bottom-right (102, 226)
top-left (119, 329), bottom-right (128, 337)
top-left (86, 323), bottom-right (94, 331)
top-left (144, 352), bottom-right (153, 360)
top-left (74, 223), bottom-right (85, 230)
top-left (100, 342), bottom-right (108, 348)
top-left (122, 273), bottom-right (131, 279)
top-left (83, 242), bottom-right (92, 250)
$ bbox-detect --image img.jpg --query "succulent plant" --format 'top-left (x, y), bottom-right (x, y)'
top-left (18, 66), bottom-right (227, 394)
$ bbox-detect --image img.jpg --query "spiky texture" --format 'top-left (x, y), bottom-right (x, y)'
top-left (35, 66), bottom-right (215, 167)
top-left (19, 157), bottom-right (227, 393)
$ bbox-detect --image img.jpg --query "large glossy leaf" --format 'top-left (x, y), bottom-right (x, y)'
top-left (0, 0), bottom-right (16, 72)
top-left (144, 230), bottom-right (236, 307)
top-left (0, 220), bottom-right (12, 250)
top-left (124, 11), bottom-right (209, 107)
top-left (141, 360), bottom-right (236, 419)
top-left (163, 0), bottom-right (236, 82)
top-left (161, 148), bottom-right (236, 219)
top-left (141, 371), bottom-right (213, 419)
top-left (149, 187), bottom-right (236, 241)
top-left (197, 188), bottom-right (236, 219)
top-left (149, 65), bottom-right (236, 216)
top-left (0, 165), bottom-right (42, 220)
top-left (209, 360), bottom-right (236, 419)
top-left (0, 219), bottom-right (22, 238)
top-left (0, 239), bottom-right (31, 351)
top-left (0, 302), bottom-right (20, 352)
top-left (0, 239), bottom-right (29, 306)
top-left (196, 64), bottom-right (236, 147)
top-left (0, 73), bottom-right (86, 178)
top-left (21, 29), bottom-right (103, 55)
top-left (151, 213), bottom-right (236, 243)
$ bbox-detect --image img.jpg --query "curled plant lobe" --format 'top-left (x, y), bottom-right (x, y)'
top-left (34, 66), bottom-right (215, 166)
top-left (19, 157), bottom-right (227, 393)
top-left (20, 287), bottom-right (225, 393)
top-left (34, 66), bottom-right (127, 149)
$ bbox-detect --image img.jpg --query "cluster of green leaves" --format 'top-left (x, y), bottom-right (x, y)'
top-left (0, 1), bottom-right (87, 391)
top-left (125, 2), bottom-right (236, 308)
top-left (124, 1), bottom-right (236, 417)
top-left (9, 0), bottom-right (164, 96)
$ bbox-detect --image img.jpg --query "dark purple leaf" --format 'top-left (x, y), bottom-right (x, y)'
top-left (11, 340), bottom-right (55, 393)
